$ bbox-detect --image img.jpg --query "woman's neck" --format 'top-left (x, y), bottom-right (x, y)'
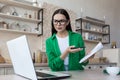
top-left (56, 30), bottom-right (68, 38)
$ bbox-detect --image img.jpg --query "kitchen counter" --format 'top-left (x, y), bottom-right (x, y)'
top-left (0, 63), bottom-right (116, 67)
top-left (88, 63), bottom-right (117, 65)
top-left (0, 63), bottom-right (49, 75)
top-left (0, 69), bottom-right (120, 80)
top-left (0, 63), bottom-right (48, 68)
top-left (64, 69), bottom-right (120, 80)
top-left (0, 62), bottom-right (116, 75)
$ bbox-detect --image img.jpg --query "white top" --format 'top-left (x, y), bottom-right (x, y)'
top-left (56, 35), bottom-right (69, 66)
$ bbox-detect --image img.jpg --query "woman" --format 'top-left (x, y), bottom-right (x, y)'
top-left (46, 9), bottom-right (88, 71)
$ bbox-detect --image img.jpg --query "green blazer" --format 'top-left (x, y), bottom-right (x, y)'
top-left (46, 31), bottom-right (88, 71)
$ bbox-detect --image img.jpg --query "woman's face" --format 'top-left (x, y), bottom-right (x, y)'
top-left (53, 14), bottom-right (69, 33)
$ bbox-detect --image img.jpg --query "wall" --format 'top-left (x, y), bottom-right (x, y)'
top-left (114, 0), bottom-right (120, 47)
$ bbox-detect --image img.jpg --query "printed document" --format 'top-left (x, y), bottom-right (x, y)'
top-left (79, 42), bottom-right (103, 63)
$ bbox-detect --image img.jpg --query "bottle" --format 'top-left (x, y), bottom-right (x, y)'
top-left (37, 52), bottom-right (42, 63)
top-left (24, 11), bottom-right (28, 18)
top-left (111, 41), bottom-right (117, 48)
top-left (32, 0), bottom-right (38, 6)
top-left (12, 8), bottom-right (18, 16)
top-left (33, 52), bottom-right (35, 63)
top-left (12, 11), bottom-right (18, 16)
top-left (0, 54), bottom-right (5, 63)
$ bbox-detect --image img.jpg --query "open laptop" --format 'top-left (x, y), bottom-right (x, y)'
top-left (6, 35), bottom-right (71, 80)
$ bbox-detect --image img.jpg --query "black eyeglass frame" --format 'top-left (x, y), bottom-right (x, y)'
top-left (53, 19), bottom-right (68, 25)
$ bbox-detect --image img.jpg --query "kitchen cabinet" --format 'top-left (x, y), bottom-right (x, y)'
top-left (75, 17), bottom-right (110, 44)
top-left (4, 68), bottom-right (14, 75)
top-left (103, 48), bottom-right (120, 66)
top-left (0, 63), bottom-right (49, 75)
top-left (0, 67), bottom-right (14, 75)
top-left (0, 0), bottom-right (43, 36)
top-left (85, 63), bottom-right (117, 70)
top-left (0, 68), bottom-right (4, 75)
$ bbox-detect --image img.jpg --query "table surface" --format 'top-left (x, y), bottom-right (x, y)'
top-left (0, 69), bottom-right (120, 80)
top-left (64, 69), bottom-right (120, 80)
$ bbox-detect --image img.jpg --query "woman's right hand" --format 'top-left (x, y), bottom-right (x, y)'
top-left (66, 46), bottom-right (83, 53)
top-left (60, 46), bottom-right (82, 60)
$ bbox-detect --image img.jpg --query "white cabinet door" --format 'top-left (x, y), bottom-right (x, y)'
top-left (5, 68), bottom-right (14, 75)
top-left (0, 68), bottom-right (5, 75)
top-left (103, 49), bottom-right (120, 66)
top-left (85, 63), bottom-right (117, 70)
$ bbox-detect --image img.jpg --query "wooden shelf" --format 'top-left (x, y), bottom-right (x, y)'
top-left (76, 18), bottom-right (106, 26)
top-left (0, 0), bottom-right (41, 11)
top-left (0, 28), bottom-right (41, 35)
top-left (0, 13), bottom-right (42, 23)
top-left (76, 28), bottom-right (109, 35)
top-left (84, 39), bottom-right (109, 44)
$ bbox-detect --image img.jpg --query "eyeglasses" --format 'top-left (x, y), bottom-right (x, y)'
top-left (53, 19), bottom-right (68, 25)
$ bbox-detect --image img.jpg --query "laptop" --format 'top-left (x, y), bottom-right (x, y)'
top-left (6, 35), bottom-right (71, 80)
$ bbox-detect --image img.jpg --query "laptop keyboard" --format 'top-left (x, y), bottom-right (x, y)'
top-left (36, 72), bottom-right (56, 77)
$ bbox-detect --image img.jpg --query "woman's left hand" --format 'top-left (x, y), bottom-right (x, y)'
top-left (89, 54), bottom-right (95, 59)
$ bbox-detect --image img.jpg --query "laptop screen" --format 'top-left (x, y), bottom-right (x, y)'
top-left (7, 35), bottom-right (37, 80)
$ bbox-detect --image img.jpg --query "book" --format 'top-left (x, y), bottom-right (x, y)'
top-left (79, 42), bottom-right (103, 63)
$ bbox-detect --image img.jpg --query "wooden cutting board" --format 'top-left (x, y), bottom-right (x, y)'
top-left (0, 55), bottom-right (5, 63)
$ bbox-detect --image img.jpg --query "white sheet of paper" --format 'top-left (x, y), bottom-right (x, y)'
top-left (79, 42), bottom-right (103, 63)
